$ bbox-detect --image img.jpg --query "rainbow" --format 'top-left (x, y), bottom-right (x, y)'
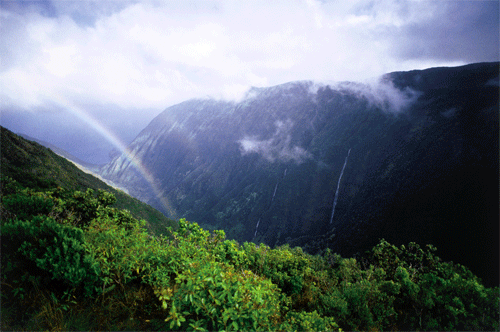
top-left (54, 96), bottom-right (177, 218)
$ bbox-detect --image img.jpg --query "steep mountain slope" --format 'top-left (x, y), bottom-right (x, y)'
top-left (0, 126), bottom-right (176, 234)
top-left (19, 133), bottom-right (103, 173)
top-left (100, 62), bottom-right (499, 286)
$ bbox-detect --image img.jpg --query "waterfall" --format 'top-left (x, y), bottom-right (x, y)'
top-left (330, 148), bottom-right (351, 224)
top-left (270, 168), bottom-right (288, 204)
top-left (271, 182), bottom-right (278, 203)
top-left (254, 218), bottom-right (261, 237)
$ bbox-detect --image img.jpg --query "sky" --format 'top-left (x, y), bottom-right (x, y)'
top-left (1, 0), bottom-right (499, 164)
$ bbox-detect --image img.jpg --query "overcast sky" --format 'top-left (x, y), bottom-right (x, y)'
top-left (1, 0), bottom-right (499, 163)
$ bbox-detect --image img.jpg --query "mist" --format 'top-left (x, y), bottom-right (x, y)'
top-left (336, 79), bottom-right (421, 114)
top-left (238, 120), bottom-right (311, 164)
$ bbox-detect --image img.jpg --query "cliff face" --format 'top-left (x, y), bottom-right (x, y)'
top-left (100, 62), bottom-right (499, 286)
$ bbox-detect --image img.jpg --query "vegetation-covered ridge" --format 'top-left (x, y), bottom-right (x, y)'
top-left (0, 126), bottom-right (176, 234)
top-left (1, 177), bottom-right (498, 331)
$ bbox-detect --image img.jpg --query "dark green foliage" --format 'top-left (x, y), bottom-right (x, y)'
top-left (2, 191), bottom-right (54, 220)
top-left (315, 240), bottom-right (500, 331)
top-left (280, 310), bottom-right (339, 331)
top-left (65, 188), bottom-right (116, 226)
top-left (241, 242), bottom-right (311, 296)
top-left (2, 216), bottom-right (100, 297)
top-left (157, 260), bottom-right (282, 331)
top-left (1, 171), bottom-right (498, 331)
top-left (142, 220), bottom-right (285, 331)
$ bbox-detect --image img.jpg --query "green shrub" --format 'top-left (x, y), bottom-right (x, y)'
top-left (280, 310), bottom-right (339, 332)
top-left (241, 242), bottom-right (311, 296)
top-left (0, 175), bottom-right (23, 195)
top-left (2, 185), bottom-right (498, 332)
top-left (66, 188), bottom-right (116, 227)
top-left (84, 209), bottom-right (152, 291)
top-left (1, 216), bottom-right (100, 299)
top-left (359, 239), bottom-right (500, 331)
top-left (155, 261), bottom-right (282, 331)
top-left (2, 192), bottom-right (54, 220)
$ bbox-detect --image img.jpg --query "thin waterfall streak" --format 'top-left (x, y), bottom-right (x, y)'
top-left (254, 218), bottom-right (261, 237)
top-left (283, 168), bottom-right (287, 178)
top-left (330, 149), bottom-right (351, 224)
top-left (271, 182), bottom-right (278, 202)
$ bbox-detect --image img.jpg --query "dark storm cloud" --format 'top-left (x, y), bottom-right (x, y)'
top-left (391, 1), bottom-right (499, 63)
top-left (49, 0), bottom-right (139, 27)
top-left (0, 0), bottom-right (57, 17)
top-left (1, 0), bottom-right (498, 164)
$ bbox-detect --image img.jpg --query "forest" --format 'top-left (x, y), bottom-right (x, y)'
top-left (1, 174), bottom-right (498, 331)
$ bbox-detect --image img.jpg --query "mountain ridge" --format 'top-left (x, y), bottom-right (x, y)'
top-left (0, 126), bottom-right (177, 235)
top-left (18, 133), bottom-right (103, 172)
top-left (99, 62), bottom-right (499, 286)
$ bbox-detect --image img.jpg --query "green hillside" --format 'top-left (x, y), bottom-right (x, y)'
top-left (1, 126), bottom-right (498, 331)
top-left (0, 126), bottom-right (176, 234)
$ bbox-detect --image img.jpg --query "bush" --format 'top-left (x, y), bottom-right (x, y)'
top-left (84, 209), bottom-right (151, 291)
top-left (241, 242), bottom-right (311, 296)
top-left (280, 310), bottom-right (339, 332)
top-left (156, 261), bottom-right (282, 331)
top-left (1, 216), bottom-right (100, 299)
top-left (66, 188), bottom-right (116, 227)
top-left (2, 186), bottom-right (498, 331)
top-left (2, 192), bottom-right (54, 220)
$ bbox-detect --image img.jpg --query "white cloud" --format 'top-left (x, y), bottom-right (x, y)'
top-left (43, 44), bottom-right (80, 78)
top-left (339, 79), bottom-right (421, 114)
top-left (238, 119), bottom-right (312, 164)
top-left (0, 0), bottom-right (496, 162)
top-left (3, 0), bottom-right (492, 114)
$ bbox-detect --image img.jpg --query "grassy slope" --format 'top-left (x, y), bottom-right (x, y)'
top-left (0, 126), bottom-right (176, 233)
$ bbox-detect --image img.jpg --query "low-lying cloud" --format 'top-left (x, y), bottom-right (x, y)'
top-left (339, 79), bottom-right (421, 113)
top-left (310, 78), bottom-right (421, 114)
top-left (238, 119), bottom-right (311, 164)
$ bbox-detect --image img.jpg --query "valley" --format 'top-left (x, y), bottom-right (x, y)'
top-left (1, 62), bottom-right (498, 331)
top-left (97, 62), bottom-right (499, 286)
